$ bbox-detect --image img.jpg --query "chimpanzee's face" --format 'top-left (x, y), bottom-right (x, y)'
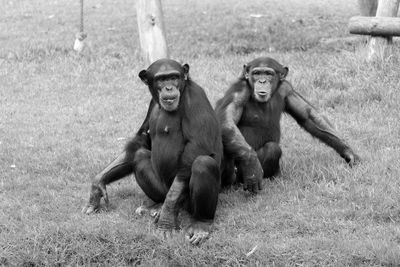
top-left (249, 66), bottom-right (278, 102)
top-left (139, 59), bottom-right (189, 112)
top-left (153, 71), bottom-right (183, 111)
top-left (243, 58), bottom-right (288, 103)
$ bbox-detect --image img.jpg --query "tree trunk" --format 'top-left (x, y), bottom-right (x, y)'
top-left (368, 0), bottom-right (400, 61)
top-left (358, 0), bottom-right (378, 16)
top-left (136, 0), bottom-right (169, 66)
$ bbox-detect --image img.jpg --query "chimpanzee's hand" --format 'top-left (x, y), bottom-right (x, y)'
top-left (241, 152), bottom-right (263, 193)
top-left (342, 148), bottom-right (361, 167)
top-left (153, 204), bottom-right (179, 238)
top-left (81, 182), bottom-right (109, 214)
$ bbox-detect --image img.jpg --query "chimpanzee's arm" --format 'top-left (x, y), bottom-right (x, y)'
top-left (283, 82), bottom-right (359, 165)
top-left (216, 85), bottom-right (263, 192)
top-left (124, 99), bottom-right (155, 160)
top-left (96, 99), bottom-right (155, 185)
top-left (82, 99), bottom-right (155, 214)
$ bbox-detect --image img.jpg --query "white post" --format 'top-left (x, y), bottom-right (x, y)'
top-left (136, 0), bottom-right (169, 65)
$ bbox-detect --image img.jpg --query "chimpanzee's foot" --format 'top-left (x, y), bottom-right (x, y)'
top-left (264, 168), bottom-right (281, 181)
top-left (135, 202), bottom-right (162, 218)
top-left (185, 220), bottom-right (212, 245)
top-left (82, 183), bottom-right (109, 214)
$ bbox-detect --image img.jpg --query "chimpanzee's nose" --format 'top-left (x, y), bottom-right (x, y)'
top-left (166, 86), bottom-right (173, 91)
top-left (259, 79), bottom-right (266, 84)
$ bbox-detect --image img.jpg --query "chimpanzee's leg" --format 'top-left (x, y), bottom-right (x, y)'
top-left (186, 155), bottom-right (220, 245)
top-left (256, 142), bottom-right (282, 178)
top-left (220, 152), bottom-right (236, 188)
top-left (133, 148), bottom-right (168, 203)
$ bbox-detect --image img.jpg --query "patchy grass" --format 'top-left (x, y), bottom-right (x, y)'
top-left (1, 0), bottom-right (400, 266)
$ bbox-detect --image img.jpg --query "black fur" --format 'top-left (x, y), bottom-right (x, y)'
top-left (216, 57), bottom-right (359, 189)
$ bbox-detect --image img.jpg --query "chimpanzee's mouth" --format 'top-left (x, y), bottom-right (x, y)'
top-left (257, 91), bottom-right (268, 96)
top-left (161, 96), bottom-right (178, 104)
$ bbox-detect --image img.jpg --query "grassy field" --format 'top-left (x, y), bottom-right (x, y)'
top-left (1, 0), bottom-right (400, 266)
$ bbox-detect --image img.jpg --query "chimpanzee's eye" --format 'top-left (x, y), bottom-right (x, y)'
top-left (170, 75), bottom-right (180, 81)
top-left (266, 71), bottom-right (275, 76)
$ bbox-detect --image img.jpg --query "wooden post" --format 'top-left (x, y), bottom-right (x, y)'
top-left (358, 0), bottom-right (378, 16)
top-left (136, 0), bottom-right (169, 66)
top-left (368, 0), bottom-right (400, 61)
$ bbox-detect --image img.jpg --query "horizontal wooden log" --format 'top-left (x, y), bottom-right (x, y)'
top-left (349, 16), bottom-right (400, 36)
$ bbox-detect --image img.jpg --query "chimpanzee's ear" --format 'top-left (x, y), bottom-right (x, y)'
top-left (183, 64), bottom-right (189, 80)
top-left (241, 64), bottom-right (250, 80)
top-left (138, 70), bottom-right (148, 85)
top-left (280, 67), bottom-right (289, 81)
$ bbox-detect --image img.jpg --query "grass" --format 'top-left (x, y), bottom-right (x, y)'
top-left (1, 0), bottom-right (400, 266)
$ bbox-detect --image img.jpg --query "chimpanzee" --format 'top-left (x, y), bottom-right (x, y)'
top-left (215, 57), bottom-right (360, 193)
top-left (82, 59), bottom-right (223, 245)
